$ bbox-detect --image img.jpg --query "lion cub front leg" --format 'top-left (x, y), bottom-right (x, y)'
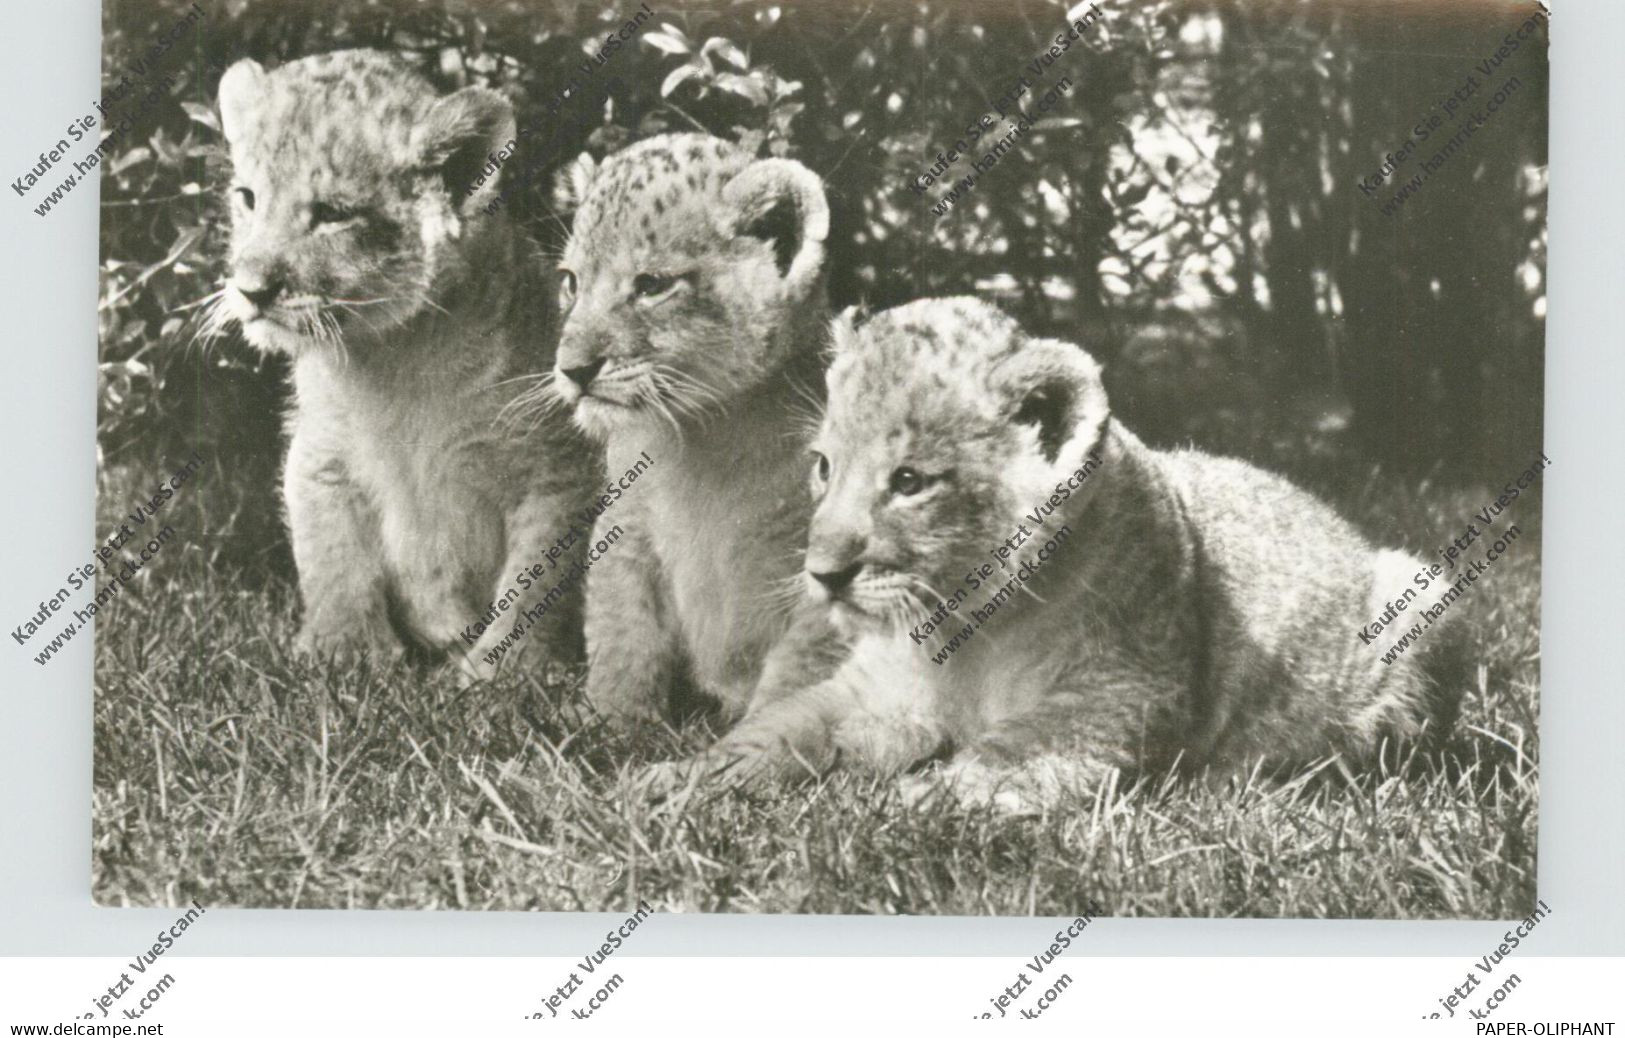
top-left (284, 436), bottom-right (397, 656)
top-left (644, 640), bottom-right (943, 795)
top-left (905, 684), bottom-right (1150, 814)
top-left (457, 485), bottom-right (591, 684)
top-left (637, 680), bottom-right (851, 796)
top-left (583, 519), bottom-right (683, 723)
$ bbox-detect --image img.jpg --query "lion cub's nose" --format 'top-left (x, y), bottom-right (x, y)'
top-left (809, 562), bottom-right (863, 595)
top-left (236, 277), bottom-right (283, 312)
top-left (562, 358), bottom-right (606, 390)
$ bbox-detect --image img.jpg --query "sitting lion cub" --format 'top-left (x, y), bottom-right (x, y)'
top-left (684, 297), bottom-right (1461, 803)
top-left (214, 51), bottom-right (596, 678)
top-left (550, 133), bottom-right (839, 723)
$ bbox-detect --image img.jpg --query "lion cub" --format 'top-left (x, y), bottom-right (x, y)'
top-left (215, 51), bottom-right (596, 676)
top-left (692, 297), bottom-right (1460, 800)
top-left (550, 133), bottom-right (839, 721)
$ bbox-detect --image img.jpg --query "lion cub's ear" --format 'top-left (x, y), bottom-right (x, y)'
top-left (827, 304), bottom-right (872, 359)
top-left (218, 59), bottom-right (268, 145)
top-left (720, 158), bottom-right (829, 293)
top-left (552, 152), bottom-right (600, 217)
top-left (1003, 338), bottom-right (1110, 467)
top-left (412, 86), bottom-right (516, 215)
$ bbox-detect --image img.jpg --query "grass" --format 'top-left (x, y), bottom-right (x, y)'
top-left (90, 460), bottom-right (1540, 918)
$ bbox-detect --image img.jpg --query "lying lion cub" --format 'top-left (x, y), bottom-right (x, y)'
top-left (668, 296), bottom-right (1460, 805)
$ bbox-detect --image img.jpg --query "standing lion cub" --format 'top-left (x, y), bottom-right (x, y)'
top-left (214, 50), bottom-right (596, 677)
top-left (680, 297), bottom-right (1461, 803)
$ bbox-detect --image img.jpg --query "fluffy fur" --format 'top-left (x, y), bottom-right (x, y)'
top-left (678, 297), bottom-right (1462, 805)
top-left (213, 49), bottom-right (597, 676)
top-left (551, 132), bottom-right (840, 720)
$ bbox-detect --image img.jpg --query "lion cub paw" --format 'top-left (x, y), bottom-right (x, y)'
top-left (631, 749), bottom-right (773, 804)
top-left (453, 653), bottom-right (494, 688)
top-left (899, 758), bottom-right (1090, 817)
top-left (294, 621), bottom-right (402, 667)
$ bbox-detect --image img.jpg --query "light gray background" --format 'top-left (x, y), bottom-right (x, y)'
top-left (1, 0), bottom-right (1617, 957)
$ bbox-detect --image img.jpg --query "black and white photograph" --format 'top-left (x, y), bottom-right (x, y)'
top-left (77, 0), bottom-right (1547, 919)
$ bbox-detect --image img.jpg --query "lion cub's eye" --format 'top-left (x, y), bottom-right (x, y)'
top-left (559, 268), bottom-right (578, 310)
top-left (889, 467), bottom-right (926, 497)
top-left (632, 273), bottom-right (680, 300)
top-left (232, 186), bottom-right (255, 212)
top-left (310, 201), bottom-right (355, 227)
top-left (812, 451), bottom-right (831, 482)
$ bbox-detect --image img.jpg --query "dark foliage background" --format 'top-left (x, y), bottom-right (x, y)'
top-left (90, 0), bottom-right (1545, 917)
top-left (97, 0), bottom-right (1548, 573)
